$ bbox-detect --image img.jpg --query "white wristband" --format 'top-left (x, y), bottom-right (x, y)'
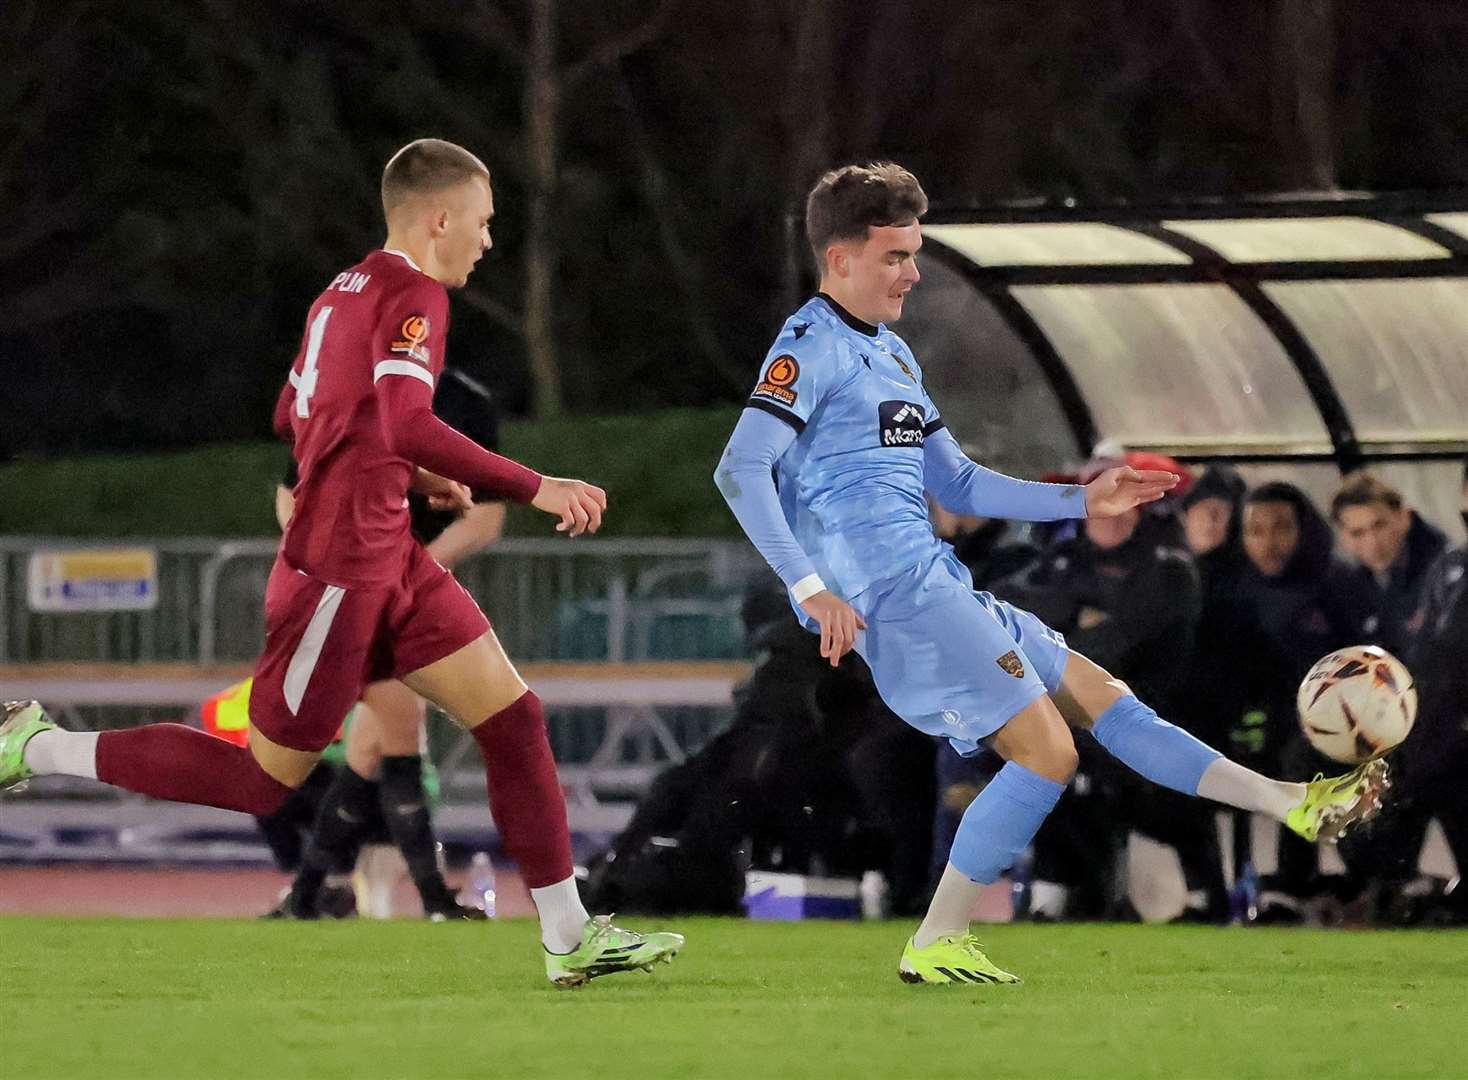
top-left (791, 573), bottom-right (827, 603)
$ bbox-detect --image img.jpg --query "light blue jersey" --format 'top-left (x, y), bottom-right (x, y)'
top-left (747, 294), bottom-right (949, 599)
top-left (716, 292), bottom-right (1091, 745)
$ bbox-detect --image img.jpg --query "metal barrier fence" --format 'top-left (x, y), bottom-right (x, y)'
top-left (0, 537), bottom-right (767, 664)
top-left (0, 537), bottom-right (768, 812)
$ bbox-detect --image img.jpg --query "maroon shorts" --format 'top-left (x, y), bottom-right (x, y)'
top-left (249, 544), bottom-right (490, 752)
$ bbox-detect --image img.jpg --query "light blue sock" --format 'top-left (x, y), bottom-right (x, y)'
top-left (1091, 695), bottom-right (1221, 796)
top-left (950, 761), bottom-right (1065, 885)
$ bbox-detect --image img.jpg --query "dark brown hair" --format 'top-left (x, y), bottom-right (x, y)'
top-left (381, 138), bottom-right (490, 218)
top-left (1330, 472), bottom-right (1404, 521)
top-left (805, 162), bottom-right (928, 270)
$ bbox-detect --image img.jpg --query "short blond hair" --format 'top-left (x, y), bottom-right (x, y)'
top-left (381, 138), bottom-right (490, 218)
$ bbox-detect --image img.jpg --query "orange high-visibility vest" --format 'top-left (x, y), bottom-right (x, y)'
top-left (200, 678), bottom-right (347, 748)
top-left (201, 679), bottom-right (252, 747)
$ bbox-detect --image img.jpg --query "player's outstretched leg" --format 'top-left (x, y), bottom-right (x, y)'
top-left (401, 635), bottom-right (684, 986)
top-left (1054, 652), bottom-right (1390, 843)
top-left (901, 696), bottom-right (1071, 986)
top-left (2, 700), bottom-right (296, 814)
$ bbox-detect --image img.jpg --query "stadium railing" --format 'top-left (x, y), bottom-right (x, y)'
top-left (0, 536), bottom-right (765, 664)
top-left (0, 538), bottom-right (764, 834)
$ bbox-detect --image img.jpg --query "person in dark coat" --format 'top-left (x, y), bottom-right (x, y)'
top-left (1330, 472), bottom-right (1447, 657)
top-left (1233, 482), bottom-right (1375, 917)
top-left (1336, 463), bottom-right (1468, 922)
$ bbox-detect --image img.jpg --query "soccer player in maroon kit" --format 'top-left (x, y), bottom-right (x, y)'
top-left (2, 139), bottom-right (683, 986)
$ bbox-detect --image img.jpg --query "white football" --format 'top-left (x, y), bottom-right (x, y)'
top-left (1296, 645), bottom-right (1417, 765)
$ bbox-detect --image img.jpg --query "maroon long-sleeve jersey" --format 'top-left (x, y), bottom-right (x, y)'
top-left (274, 249), bottom-right (539, 587)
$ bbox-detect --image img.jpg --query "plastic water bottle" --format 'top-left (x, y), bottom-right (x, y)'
top-left (466, 852), bottom-right (497, 917)
top-left (1240, 861), bottom-right (1260, 925)
top-left (1229, 860), bottom-right (1260, 925)
top-left (1010, 848), bottom-right (1034, 920)
top-left (860, 870), bottom-right (890, 920)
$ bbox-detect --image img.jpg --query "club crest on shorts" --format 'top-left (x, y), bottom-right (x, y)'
top-left (996, 650), bottom-right (1025, 678)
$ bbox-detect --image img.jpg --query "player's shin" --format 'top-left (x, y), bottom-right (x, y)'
top-left (291, 765), bottom-right (378, 911)
top-left (93, 725), bottom-right (293, 814)
top-left (1090, 695), bottom-right (1225, 797)
top-left (1090, 696), bottom-right (1339, 827)
top-left (379, 754), bottom-right (457, 908)
top-left (469, 691), bottom-right (588, 951)
top-left (915, 761), bottom-right (1064, 948)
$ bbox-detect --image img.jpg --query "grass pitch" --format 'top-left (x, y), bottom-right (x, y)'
top-left (4, 916), bottom-right (1464, 1079)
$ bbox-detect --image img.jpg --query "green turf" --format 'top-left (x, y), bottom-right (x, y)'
top-left (3, 917), bottom-right (1464, 1079)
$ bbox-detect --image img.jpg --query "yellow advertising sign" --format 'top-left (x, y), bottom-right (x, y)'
top-left (27, 548), bottom-right (160, 612)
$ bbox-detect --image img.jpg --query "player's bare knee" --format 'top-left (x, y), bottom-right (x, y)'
top-left (1057, 652), bottom-right (1132, 729)
top-left (247, 726), bottom-right (320, 789)
top-left (1028, 736), bottom-right (1078, 785)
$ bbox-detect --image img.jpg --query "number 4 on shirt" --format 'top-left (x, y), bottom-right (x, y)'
top-left (293, 306), bottom-right (334, 419)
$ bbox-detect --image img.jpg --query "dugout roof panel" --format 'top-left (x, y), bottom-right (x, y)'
top-left (1010, 283), bottom-right (1327, 450)
top-left (923, 223), bottom-right (1190, 267)
top-left (901, 198), bottom-right (1468, 540)
top-left (1422, 212), bottom-right (1468, 245)
top-left (1263, 278), bottom-right (1468, 444)
top-left (1162, 217), bottom-right (1451, 262)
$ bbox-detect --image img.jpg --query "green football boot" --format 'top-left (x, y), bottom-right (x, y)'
top-left (899, 933), bottom-right (1021, 986)
top-left (544, 915), bottom-right (684, 988)
top-left (1286, 758), bottom-right (1391, 843)
top-left (0, 700), bottom-right (55, 792)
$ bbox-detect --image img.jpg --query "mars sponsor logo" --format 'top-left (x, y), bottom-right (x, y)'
top-left (996, 650), bottom-right (1026, 679)
top-left (390, 314), bottom-right (432, 364)
top-left (879, 399), bottom-right (926, 447)
top-left (752, 354), bottom-right (800, 407)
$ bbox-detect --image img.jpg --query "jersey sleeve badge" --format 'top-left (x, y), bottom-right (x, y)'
top-left (390, 314), bottom-right (432, 365)
top-left (752, 354), bottom-right (800, 408)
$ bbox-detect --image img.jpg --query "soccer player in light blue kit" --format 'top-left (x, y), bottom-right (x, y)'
top-left (715, 162), bottom-right (1390, 984)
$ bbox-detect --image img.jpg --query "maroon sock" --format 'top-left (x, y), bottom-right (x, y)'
top-left (97, 724), bottom-right (293, 815)
top-left (470, 691), bottom-right (573, 889)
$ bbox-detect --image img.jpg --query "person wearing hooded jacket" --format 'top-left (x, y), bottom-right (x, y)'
top-left (1231, 481), bottom-right (1375, 918)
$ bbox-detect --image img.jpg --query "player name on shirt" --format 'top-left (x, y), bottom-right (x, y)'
top-left (328, 271), bottom-right (372, 294)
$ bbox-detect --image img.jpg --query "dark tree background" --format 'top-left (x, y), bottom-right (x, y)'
top-left (5, 0), bottom-right (1468, 455)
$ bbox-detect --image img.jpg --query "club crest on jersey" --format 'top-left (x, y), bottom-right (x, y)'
top-left (895, 356), bottom-right (917, 382)
top-left (391, 314), bottom-right (432, 364)
top-left (996, 650), bottom-right (1026, 679)
top-left (878, 400), bottom-right (926, 447)
top-left (752, 354), bottom-right (800, 407)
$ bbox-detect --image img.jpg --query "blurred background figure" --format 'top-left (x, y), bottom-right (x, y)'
top-left (1335, 461), bottom-right (1468, 924)
top-left (1178, 466), bottom-right (1252, 755)
top-left (1330, 472), bottom-right (1446, 656)
top-left (1234, 482), bottom-right (1373, 920)
top-left (990, 474), bottom-right (1225, 922)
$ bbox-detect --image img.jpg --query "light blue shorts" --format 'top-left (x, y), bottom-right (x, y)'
top-left (852, 552), bottom-right (1069, 756)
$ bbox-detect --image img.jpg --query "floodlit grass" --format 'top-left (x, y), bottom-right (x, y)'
top-left (3, 916), bottom-right (1464, 1079)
